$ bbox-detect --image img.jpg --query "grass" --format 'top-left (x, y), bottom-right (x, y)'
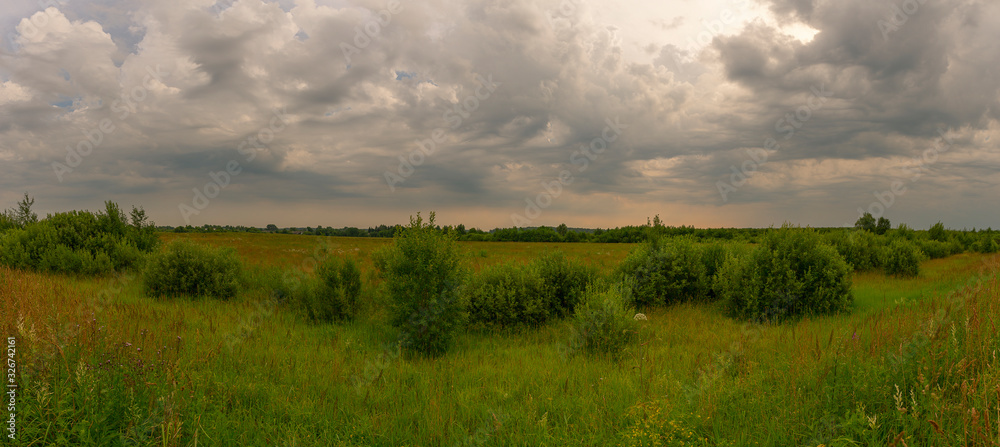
top-left (4, 234), bottom-right (1000, 446)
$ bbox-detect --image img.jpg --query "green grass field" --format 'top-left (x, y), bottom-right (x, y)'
top-left (4, 234), bottom-right (1000, 446)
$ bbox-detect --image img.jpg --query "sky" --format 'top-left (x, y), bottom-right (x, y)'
top-left (0, 0), bottom-right (998, 230)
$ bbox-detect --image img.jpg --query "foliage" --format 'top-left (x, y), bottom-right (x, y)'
top-left (373, 212), bottom-right (466, 356)
top-left (12, 192), bottom-right (38, 228)
top-left (882, 239), bottom-right (923, 277)
top-left (893, 223), bottom-right (915, 240)
top-left (827, 230), bottom-right (884, 272)
top-left (615, 237), bottom-right (708, 307)
top-left (928, 221), bottom-right (947, 242)
top-left (301, 257), bottom-right (363, 322)
top-left (973, 235), bottom-right (999, 254)
top-left (716, 226), bottom-right (853, 321)
top-left (464, 253), bottom-right (593, 329)
top-left (875, 217), bottom-right (891, 235)
top-left (0, 211), bottom-right (14, 233)
top-left (0, 201), bottom-right (157, 274)
top-left (854, 212), bottom-right (876, 232)
top-left (914, 239), bottom-right (951, 259)
top-left (533, 251), bottom-right (597, 318)
top-left (142, 239), bottom-right (243, 299)
top-left (466, 261), bottom-right (547, 329)
top-left (566, 283), bottom-right (638, 359)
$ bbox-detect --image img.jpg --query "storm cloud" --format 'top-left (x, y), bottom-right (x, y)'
top-left (0, 0), bottom-right (997, 229)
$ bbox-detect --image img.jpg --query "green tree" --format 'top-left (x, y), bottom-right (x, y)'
top-left (373, 212), bottom-right (465, 356)
top-left (854, 212), bottom-right (876, 232)
top-left (266, 224), bottom-right (278, 232)
top-left (556, 223), bottom-right (568, 236)
top-left (10, 193), bottom-right (38, 228)
top-left (928, 222), bottom-right (947, 242)
top-left (875, 217), bottom-right (891, 235)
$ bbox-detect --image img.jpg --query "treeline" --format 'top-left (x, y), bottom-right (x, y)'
top-left (158, 213), bottom-right (1000, 247)
top-left (159, 219), bottom-right (775, 243)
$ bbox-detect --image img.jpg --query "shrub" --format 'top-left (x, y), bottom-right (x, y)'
top-left (0, 202), bottom-right (157, 274)
top-left (715, 226), bottom-right (853, 322)
top-left (614, 237), bottom-right (707, 307)
top-left (38, 244), bottom-right (114, 275)
top-left (567, 284), bottom-right (638, 359)
top-left (142, 240), bottom-right (243, 299)
top-left (914, 239), bottom-right (950, 259)
top-left (373, 212), bottom-right (465, 356)
top-left (893, 223), bottom-right (915, 240)
top-left (466, 262), bottom-right (546, 329)
top-left (302, 257), bottom-right (362, 322)
top-left (827, 230), bottom-right (883, 271)
top-left (973, 237), bottom-right (999, 254)
top-left (928, 222), bottom-right (948, 242)
top-left (882, 239), bottom-right (923, 277)
top-left (700, 242), bottom-right (729, 281)
top-left (533, 251), bottom-right (596, 318)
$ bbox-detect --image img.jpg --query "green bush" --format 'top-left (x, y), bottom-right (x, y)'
top-left (533, 251), bottom-right (596, 318)
top-left (973, 236), bottom-right (999, 254)
top-left (927, 222), bottom-right (948, 242)
top-left (142, 240), bottom-right (243, 299)
top-left (882, 239), bottom-right (923, 277)
top-left (567, 284), bottom-right (638, 359)
top-left (700, 242), bottom-right (729, 281)
top-left (914, 239), bottom-right (950, 259)
top-left (373, 212), bottom-right (465, 356)
top-left (466, 261), bottom-right (546, 328)
top-left (827, 230), bottom-right (883, 271)
top-left (614, 237), bottom-right (707, 307)
top-left (0, 201), bottom-right (157, 274)
top-left (38, 244), bottom-right (114, 275)
top-left (715, 226), bottom-right (853, 322)
top-left (302, 257), bottom-right (362, 322)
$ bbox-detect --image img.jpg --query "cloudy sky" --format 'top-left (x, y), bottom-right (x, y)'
top-left (1, 0), bottom-right (998, 229)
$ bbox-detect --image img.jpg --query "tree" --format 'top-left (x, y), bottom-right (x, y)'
top-left (266, 224), bottom-right (278, 232)
top-left (928, 222), bottom-right (947, 242)
top-left (373, 212), bottom-right (465, 356)
top-left (854, 212), bottom-right (876, 232)
top-left (875, 217), bottom-right (891, 235)
top-left (12, 193), bottom-right (37, 228)
top-left (556, 223), bottom-right (568, 236)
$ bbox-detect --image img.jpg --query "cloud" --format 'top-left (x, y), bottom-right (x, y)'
top-left (0, 0), bottom-right (997, 229)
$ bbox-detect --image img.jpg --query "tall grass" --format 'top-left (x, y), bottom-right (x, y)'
top-left (4, 236), bottom-right (1000, 446)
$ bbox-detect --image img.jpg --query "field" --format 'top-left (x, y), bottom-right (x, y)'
top-left (4, 233), bottom-right (1000, 446)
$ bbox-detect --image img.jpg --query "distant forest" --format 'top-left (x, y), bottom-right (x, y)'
top-left (158, 214), bottom-right (997, 245)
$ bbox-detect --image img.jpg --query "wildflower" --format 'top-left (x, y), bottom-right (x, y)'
top-left (633, 313), bottom-right (648, 321)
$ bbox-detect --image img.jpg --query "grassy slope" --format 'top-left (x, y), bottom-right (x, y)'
top-left (3, 235), bottom-right (1000, 446)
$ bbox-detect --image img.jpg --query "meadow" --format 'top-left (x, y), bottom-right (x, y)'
top-left (4, 228), bottom-right (1000, 446)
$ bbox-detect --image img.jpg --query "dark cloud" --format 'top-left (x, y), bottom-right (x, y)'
top-left (0, 0), bottom-right (997, 229)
